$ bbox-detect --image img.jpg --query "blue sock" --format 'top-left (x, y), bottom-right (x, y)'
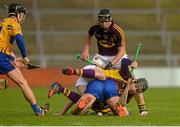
top-left (31, 103), bottom-right (41, 114)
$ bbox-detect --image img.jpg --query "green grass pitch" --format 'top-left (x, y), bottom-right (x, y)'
top-left (0, 87), bottom-right (180, 126)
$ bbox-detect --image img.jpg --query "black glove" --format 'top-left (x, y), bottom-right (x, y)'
top-left (104, 62), bottom-right (113, 70)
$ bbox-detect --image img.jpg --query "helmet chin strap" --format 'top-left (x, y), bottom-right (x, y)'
top-left (17, 14), bottom-right (21, 23)
top-left (17, 13), bottom-right (25, 24)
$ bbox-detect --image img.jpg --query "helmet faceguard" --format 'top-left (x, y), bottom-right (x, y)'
top-left (98, 9), bottom-right (112, 22)
top-left (8, 3), bottom-right (26, 16)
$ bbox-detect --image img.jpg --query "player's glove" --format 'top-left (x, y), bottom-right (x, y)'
top-left (104, 62), bottom-right (113, 70)
top-left (62, 67), bottom-right (75, 75)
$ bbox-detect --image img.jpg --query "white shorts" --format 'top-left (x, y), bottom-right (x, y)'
top-left (92, 54), bottom-right (128, 69)
top-left (75, 65), bottom-right (98, 88)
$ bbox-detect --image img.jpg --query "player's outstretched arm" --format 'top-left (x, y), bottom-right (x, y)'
top-left (52, 100), bottom-right (74, 116)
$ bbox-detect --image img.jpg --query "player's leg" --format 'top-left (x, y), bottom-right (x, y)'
top-left (106, 96), bottom-right (129, 117)
top-left (103, 79), bottom-right (119, 112)
top-left (49, 69), bottom-right (89, 116)
top-left (72, 79), bottom-right (104, 115)
top-left (6, 68), bottom-right (46, 116)
top-left (59, 65), bottom-right (105, 115)
top-left (76, 85), bottom-right (86, 95)
top-left (0, 54), bottom-right (48, 116)
top-left (48, 82), bottom-right (80, 103)
top-left (1, 54), bottom-right (35, 104)
top-left (103, 79), bottom-right (129, 117)
top-left (48, 81), bottom-right (81, 116)
top-left (7, 68), bottom-right (36, 103)
top-left (49, 66), bottom-right (91, 116)
top-left (49, 82), bottom-right (81, 102)
top-left (119, 58), bottom-right (132, 80)
top-left (62, 61), bottom-right (106, 81)
top-left (107, 54), bottom-right (129, 69)
top-left (75, 65), bottom-right (97, 95)
top-left (75, 70), bottom-right (110, 114)
top-left (1, 55), bottom-right (33, 103)
top-left (92, 54), bottom-right (128, 69)
top-left (92, 54), bottom-right (107, 68)
top-left (75, 77), bottom-right (89, 95)
top-left (76, 77), bottom-right (113, 115)
top-left (72, 93), bottom-right (96, 115)
top-left (106, 96), bottom-right (119, 113)
top-left (63, 67), bottom-right (106, 80)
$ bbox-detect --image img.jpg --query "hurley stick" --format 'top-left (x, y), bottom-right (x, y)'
top-left (120, 43), bottom-right (142, 106)
top-left (75, 53), bottom-right (94, 65)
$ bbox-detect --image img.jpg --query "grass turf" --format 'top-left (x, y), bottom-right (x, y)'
top-left (0, 87), bottom-right (180, 126)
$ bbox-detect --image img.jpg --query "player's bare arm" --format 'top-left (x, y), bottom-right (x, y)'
top-left (80, 35), bottom-right (92, 61)
top-left (111, 46), bottom-right (126, 66)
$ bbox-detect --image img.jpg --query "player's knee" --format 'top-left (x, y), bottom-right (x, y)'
top-left (77, 95), bottom-right (93, 110)
top-left (121, 58), bottom-right (132, 67)
top-left (72, 95), bottom-right (94, 115)
top-left (17, 78), bottom-right (28, 87)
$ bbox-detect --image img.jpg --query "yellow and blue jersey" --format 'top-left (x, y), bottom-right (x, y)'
top-left (0, 17), bottom-right (22, 55)
top-left (0, 17), bottom-right (23, 74)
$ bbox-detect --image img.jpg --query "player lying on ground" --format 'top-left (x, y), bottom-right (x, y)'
top-left (48, 77), bottom-right (148, 116)
top-left (48, 58), bottom-right (148, 116)
top-left (72, 79), bottom-right (129, 117)
top-left (0, 3), bottom-right (48, 116)
top-left (71, 64), bottom-right (148, 116)
top-left (64, 58), bottom-right (148, 116)
top-left (68, 58), bottom-right (147, 117)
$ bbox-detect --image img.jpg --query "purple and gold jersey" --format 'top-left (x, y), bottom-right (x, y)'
top-left (88, 21), bottom-right (126, 56)
top-left (0, 17), bottom-right (22, 55)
